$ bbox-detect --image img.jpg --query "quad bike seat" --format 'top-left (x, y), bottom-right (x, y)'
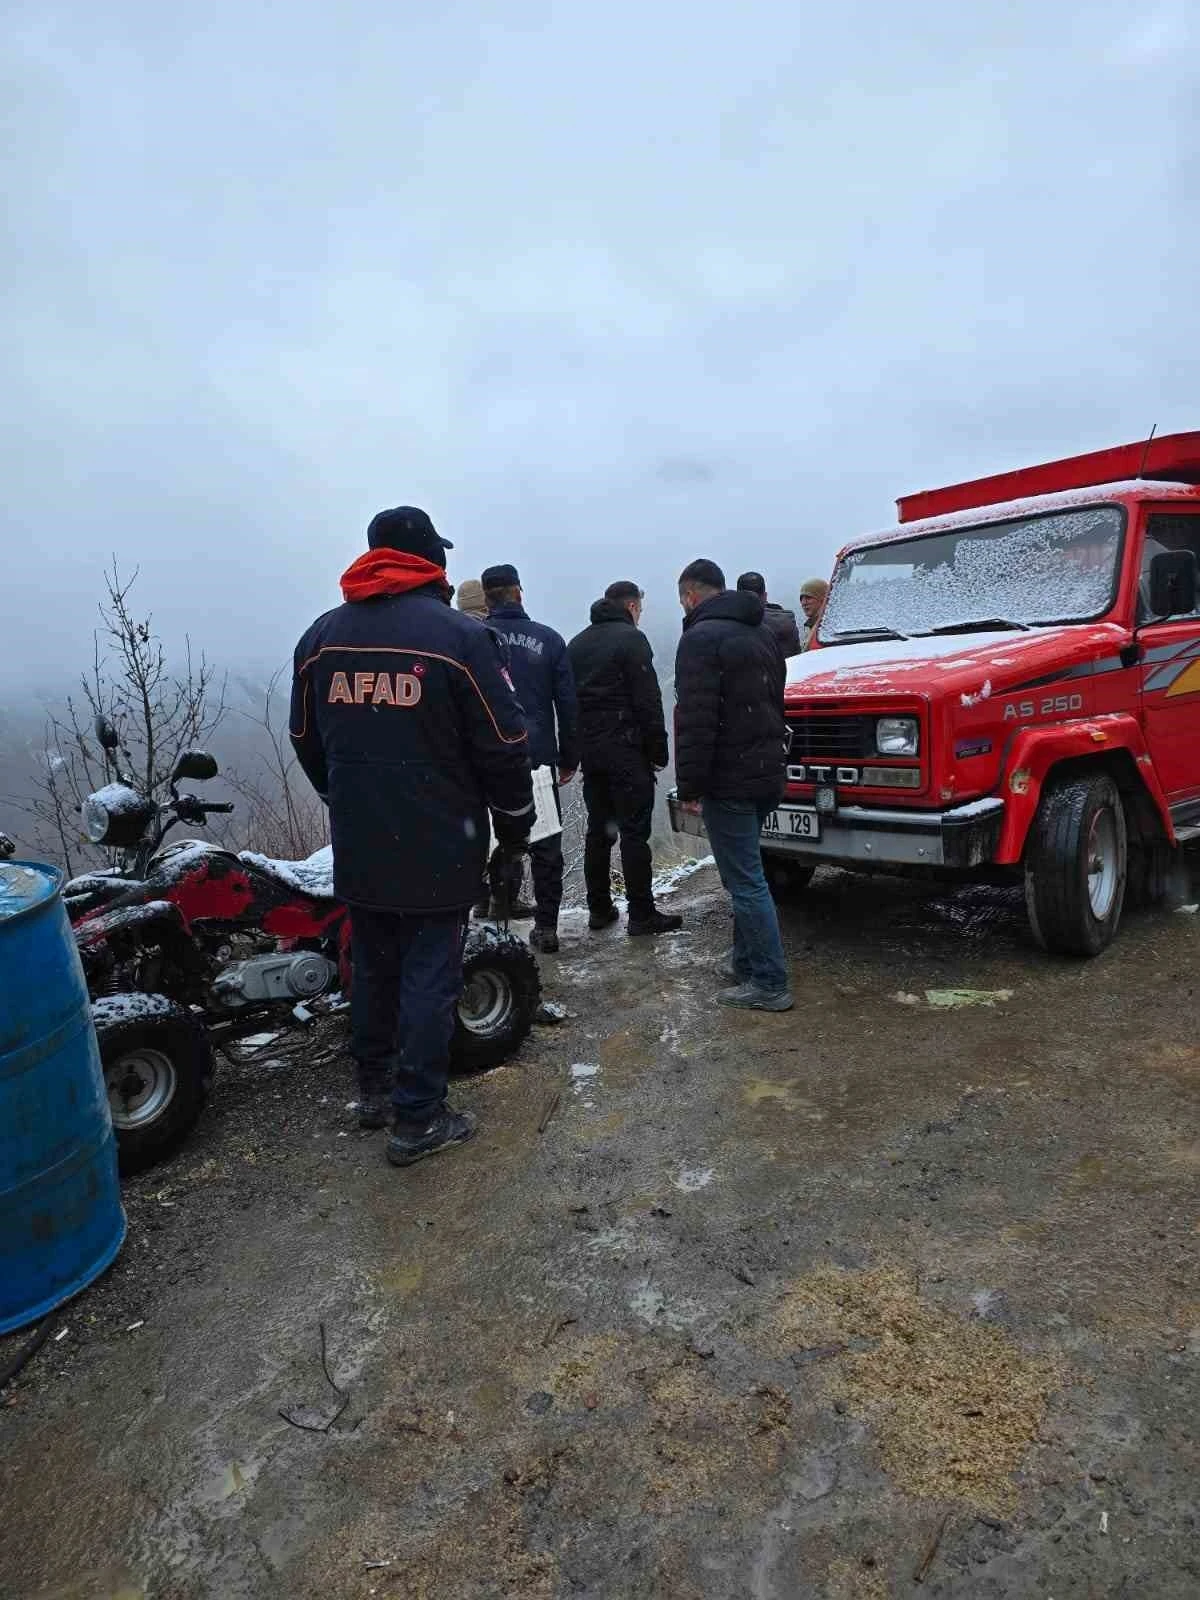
top-left (236, 845), bottom-right (337, 900)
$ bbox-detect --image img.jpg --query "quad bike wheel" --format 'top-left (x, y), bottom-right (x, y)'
top-left (451, 930), bottom-right (541, 1072)
top-left (92, 996), bottom-right (214, 1175)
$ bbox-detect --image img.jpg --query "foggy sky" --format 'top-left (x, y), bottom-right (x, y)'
top-left (3, 0), bottom-right (1199, 691)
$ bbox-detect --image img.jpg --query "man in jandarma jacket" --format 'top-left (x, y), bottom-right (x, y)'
top-left (290, 507), bottom-right (533, 1168)
top-left (674, 558), bottom-right (792, 1012)
top-left (481, 562), bottom-right (579, 952)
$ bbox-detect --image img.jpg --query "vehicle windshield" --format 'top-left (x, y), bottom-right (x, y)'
top-left (820, 506), bottom-right (1124, 642)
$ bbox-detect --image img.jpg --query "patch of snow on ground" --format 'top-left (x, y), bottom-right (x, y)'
top-left (570, 1061), bottom-right (600, 1107)
top-left (652, 855), bottom-right (715, 896)
top-left (673, 1166), bottom-right (715, 1192)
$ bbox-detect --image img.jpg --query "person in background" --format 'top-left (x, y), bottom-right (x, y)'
top-left (567, 581), bottom-right (682, 937)
top-left (455, 578), bottom-right (489, 619)
top-left (481, 563), bottom-right (579, 953)
top-left (798, 577), bottom-right (829, 651)
top-left (290, 507), bottom-right (533, 1168)
top-left (674, 558), bottom-right (792, 1012)
top-left (736, 572), bottom-right (801, 658)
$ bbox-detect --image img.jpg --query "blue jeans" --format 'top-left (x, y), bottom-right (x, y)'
top-left (701, 797), bottom-right (789, 993)
top-left (349, 906), bottom-right (468, 1121)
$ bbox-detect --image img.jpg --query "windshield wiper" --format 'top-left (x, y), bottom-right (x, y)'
top-left (922, 617), bottom-right (1031, 636)
top-left (829, 626), bottom-right (910, 642)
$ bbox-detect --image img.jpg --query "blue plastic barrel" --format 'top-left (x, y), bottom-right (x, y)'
top-left (0, 861), bottom-right (125, 1334)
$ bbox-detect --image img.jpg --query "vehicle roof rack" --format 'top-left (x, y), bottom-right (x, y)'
top-left (897, 430), bottom-right (1200, 524)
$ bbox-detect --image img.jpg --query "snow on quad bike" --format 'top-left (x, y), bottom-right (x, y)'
top-left (72, 827), bottom-right (540, 1174)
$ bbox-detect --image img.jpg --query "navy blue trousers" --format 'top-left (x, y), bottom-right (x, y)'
top-left (348, 906), bottom-right (467, 1122)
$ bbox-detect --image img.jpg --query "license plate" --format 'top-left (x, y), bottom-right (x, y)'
top-left (761, 807), bottom-right (820, 842)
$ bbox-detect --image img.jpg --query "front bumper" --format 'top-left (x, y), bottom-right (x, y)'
top-left (668, 793), bottom-right (1004, 871)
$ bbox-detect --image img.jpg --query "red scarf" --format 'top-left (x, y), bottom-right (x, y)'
top-left (340, 548), bottom-right (450, 603)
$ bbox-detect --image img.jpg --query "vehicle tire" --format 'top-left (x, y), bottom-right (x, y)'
top-left (1126, 837), bottom-right (1174, 909)
top-left (451, 930), bottom-right (541, 1073)
top-left (764, 855), bottom-right (816, 900)
top-left (92, 997), bottom-right (214, 1176)
top-left (1024, 773), bottom-right (1127, 957)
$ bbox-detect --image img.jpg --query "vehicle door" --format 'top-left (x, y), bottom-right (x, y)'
top-left (1137, 509), bottom-right (1200, 809)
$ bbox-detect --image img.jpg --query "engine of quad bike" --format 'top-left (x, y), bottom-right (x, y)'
top-left (210, 950), bottom-right (338, 1009)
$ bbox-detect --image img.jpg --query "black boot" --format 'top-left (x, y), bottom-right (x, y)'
top-left (628, 907), bottom-right (683, 938)
top-left (588, 905), bottom-right (620, 931)
top-left (386, 1106), bottom-right (477, 1167)
top-left (356, 1095), bottom-right (390, 1130)
top-left (530, 925), bottom-right (559, 953)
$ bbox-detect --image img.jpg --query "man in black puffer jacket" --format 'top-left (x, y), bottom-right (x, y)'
top-left (567, 581), bottom-right (681, 937)
top-left (736, 571), bottom-right (801, 658)
top-left (675, 558), bottom-right (792, 1011)
top-left (290, 507), bottom-right (533, 1167)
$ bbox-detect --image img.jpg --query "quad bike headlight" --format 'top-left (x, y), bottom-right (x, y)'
top-left (876, 716), bottom-right (919, 756)
top-left (82, 786), bottom-right (155, 847)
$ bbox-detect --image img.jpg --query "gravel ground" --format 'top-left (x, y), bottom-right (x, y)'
top-left (1, 862), bottom-right (1197, 1599)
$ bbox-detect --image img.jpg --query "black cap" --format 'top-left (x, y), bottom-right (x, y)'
top-left (481, 563), bottom-right (521, 588)
top-left (366, 506), bottom-right (453, 566)
top-left (736, 571), bottom-right (766, 595)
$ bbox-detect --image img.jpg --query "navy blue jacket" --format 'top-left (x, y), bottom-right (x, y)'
top-left (290, 584), bottom-right (534, 913)
top-left (485, 603), bottom-right (579, 771)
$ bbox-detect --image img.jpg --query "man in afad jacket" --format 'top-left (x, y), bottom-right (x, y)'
top-left (481, 562), bottom-right (579, 952)
top-left (567, 581), bottom-right (682, 937)
top-left (674, 558), bottom-right (792, 1012)
top-left (290, 507), bottom-right (533, 1167)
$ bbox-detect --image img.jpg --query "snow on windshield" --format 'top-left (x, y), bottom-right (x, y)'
top-left (821, 507), bottom-right (1123, 640)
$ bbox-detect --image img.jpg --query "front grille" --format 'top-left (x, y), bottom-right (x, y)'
top-left (785, 714), bottom-right (877, 760)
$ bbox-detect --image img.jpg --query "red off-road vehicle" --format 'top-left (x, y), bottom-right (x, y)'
top-left (672, 432), bottom-right (1200, 956)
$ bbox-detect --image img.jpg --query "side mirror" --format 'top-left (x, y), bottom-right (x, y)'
top-left (1148, 550), bottom-right (1198, 620)
top-left (94, 715), bottom-right (120, 751)
top-left (172, 749), bottom-right (219, 784)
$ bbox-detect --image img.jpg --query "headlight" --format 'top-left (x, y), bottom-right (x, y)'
top-left (82, 796), bottom-right (113, 843)
top-left (876, 716), bottom-right (919, 756)
top-left (82, 786), bottom-right (155, 846)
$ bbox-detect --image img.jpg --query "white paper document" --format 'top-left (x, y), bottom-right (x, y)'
top-left (488, 765), bottom-right (561, 853)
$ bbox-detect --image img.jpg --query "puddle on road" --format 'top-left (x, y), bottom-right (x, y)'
top-left (32, 1575), bottom-right (144, 1600)
top-left (378, 1262), bottom-right (425, 1295)
top-left (742, 1077), bottom-right (824, 1118)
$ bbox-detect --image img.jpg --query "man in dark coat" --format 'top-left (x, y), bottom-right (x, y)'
top-left (481, 563), bottom-right (579, 952)
top-left (736, 571), bottom-right (801, 658)
top-left (566, 581), bottom-right (682, 937)
top-left (290, 507), bottom-right (533, 1166)
top-left (675, 558), bottom-right (792, 1011)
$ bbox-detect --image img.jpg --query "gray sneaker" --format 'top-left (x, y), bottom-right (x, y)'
top-left (386, 1107), bottom-right (477, 1167)
top-left (717, 982), bottom-right (794, 1013)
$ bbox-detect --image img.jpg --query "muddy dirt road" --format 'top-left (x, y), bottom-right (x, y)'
top-left (2, 864), bottom-right (1197, 1599)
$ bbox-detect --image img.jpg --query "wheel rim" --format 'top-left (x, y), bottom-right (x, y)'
top-left (459, 968), bottom-right (515, 1037)
top-left (106, 1046), bottom-right (178, 1129)
top-left (1086, 807), bottom-right (1119, 920)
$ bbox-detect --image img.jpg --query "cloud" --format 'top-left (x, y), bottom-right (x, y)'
top-left (1, 0), bottom-right (1200, 688)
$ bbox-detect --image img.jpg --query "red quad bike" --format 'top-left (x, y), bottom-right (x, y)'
top-left (64, 718), bottom-right (540, 1174)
